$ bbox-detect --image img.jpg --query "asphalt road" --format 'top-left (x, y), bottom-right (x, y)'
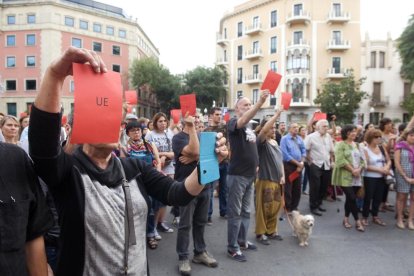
top-left (148, 191), bottom-right (414, 276)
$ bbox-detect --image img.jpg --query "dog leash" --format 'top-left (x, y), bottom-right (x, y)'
top-left (281, 188), bottom-right (295, 231)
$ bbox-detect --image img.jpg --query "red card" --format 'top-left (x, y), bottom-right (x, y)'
top-left (170, 109), bottom-right (181, 124)
top-left (125, 90), bottom-right (137, 105)
top-left (61, 115), bottom-right (67, 126)
top-left (180, 94), bottom-right (196, 116)
top-left (313, 112), bottom-right (327, 121)
top-left (126, 106), bottom-right (132, 113)
top-left (281, 92), bottom-right (292, 110)
top-left (223, 112), bottom-right (230, 123)
top-left (260, 70), bottom-right (282, 95)
top-left (288, 171), bottom-right (299, 183)
top-left (71, 63), bottom-right (123, 144)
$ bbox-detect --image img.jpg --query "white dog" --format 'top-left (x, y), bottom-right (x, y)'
top-left (291, 211), bottom-right (315, 247)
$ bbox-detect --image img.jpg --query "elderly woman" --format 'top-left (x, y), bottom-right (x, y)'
top-left (394, 128), bottom-right (414, 230)
top-left (362, 129), bottom-right (391, 227)
top-left (28, 47), bottom-right (228, 275)
top-left (0, 115), bottom-right (20, 145)
top-left (332, 125), bottom-right (365, 231)
top-left (254, 108), bottom-right (284, 244)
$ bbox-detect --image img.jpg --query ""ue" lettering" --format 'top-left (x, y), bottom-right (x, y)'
top-left (96, 97), bottom-right (109, 106)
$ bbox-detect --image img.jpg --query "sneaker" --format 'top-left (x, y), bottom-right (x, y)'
top-left (239, 241), bottom-right (257, 251)
top-left (154, 230), bottom-right (162, 241)
top-left (227, 250), bottom-right (246, 262)
top-left (192, 251), bottom-right (218, 267)
top-left (172, 217), bottom-right (180, 227)
top-left (256, 235), bottom-right (270, 245)
top-left (207, 217), bottom-right (213, 226)
top-left (178, 259), bottom-right (191, 276)
top-left (157, 222), bottom-right (174, 233)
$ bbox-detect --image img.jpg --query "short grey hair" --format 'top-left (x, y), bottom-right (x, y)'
top-left (316, 119), bottom-right (329, 130)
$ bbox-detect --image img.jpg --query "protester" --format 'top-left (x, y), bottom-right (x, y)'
top-left (0, 115), bottom-right (20, 145)
top-left (280, 122), bottom-right (306, 213)
top-left (28, 47), bottom-right (228, 275)
top-left (254, 108), bottom-right (284, 245)
top-left (361, 129), bottom-right (391, 227)
top-left (332, 125), bottom-right (366, 231)
top-left (305, 119), bottom-right (334, 216)
top-left (0, 142), bottom-right (53, 275)
top-left (394, 128), bottom-right (414, 230)
top-left (226, 90), bottom-right (269, 262)
top-left (299, 126), bottom-right (309, 195)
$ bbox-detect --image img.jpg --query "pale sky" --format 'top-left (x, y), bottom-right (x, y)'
top-left (99, 0), bottom-right (414, 74)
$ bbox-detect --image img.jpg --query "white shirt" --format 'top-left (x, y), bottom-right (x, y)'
top-left (305, 131), bottom-right (334, 170)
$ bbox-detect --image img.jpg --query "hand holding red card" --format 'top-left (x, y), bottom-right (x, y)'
top-left (223, 112), bottom-right (230, 123)
top-left (71, 63), bottom-right (123, 144)
top-left (125, 90), bottom-right (137, 105)
top-left (281, 92), bottom-right (292, 110)
top-left (261, 70), bottom-right (282, 95)
top-left (313, 112), bottom-right (327, 121)
top-left (288, 171), bottom-right (300, 183)
top-left (170, 109), bottom-right (181, 124)
top-left (180, 94), bottom-right (196, 116)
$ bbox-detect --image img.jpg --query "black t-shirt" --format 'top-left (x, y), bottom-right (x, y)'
top-left (227, 118), bottom-right (259, 177)
top-left (0, 143), bottom-right (53, 275)
top-left (172, 132), bottom-right (197, 182)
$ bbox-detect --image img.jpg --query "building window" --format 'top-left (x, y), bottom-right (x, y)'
top-left (65, 16), bottom-right (74, 27)
top-left (237, 22), bottom-right (243, 37)
top-left (7, 15), bottom-right (16, 25)
top-left (119, 29), bottom-right (126, 38)
top-left (287, 49), bottom-right (310, 73)
top-left (71, 38), bottom-right (82, 48)
top-left (26, 56), bottom-right (36, 67)
top-left (70, 80), bottom-right (75, 93)
top-left (372, 82), bottom-right (382, 102)
top-left (26, 34), bottom-right (36, 46)
top-left (106, 26), bottom-right (114, 35)
top-left (332, 31), bottom-right (341, 44)
top-left (93, 23), bottom-right (102, 33)
top-left (26, 80), bottom-right (37, 91)
top-left (253, 64), bottom-right (259, 78)
top-left (293, 31), bottom-right (303, 44)
top-left (6, 80), bottom-right (17, 91)
top-left (292, 78), bottom-right (305, 103)
top-left (270, 61), bottom-right (277, 72)
top-left (237, 45), bottom-right (243, 60)
top-left (253, 41), bottom-right (259, 54)
top-left (333, 3), bottom-right (341, 16)
top-left (252, 89), bottom-right (259, 104)
top-left (370, 51), bottom-right (376, 68)
top-left (112, 64), bottom-right (121, 72)
top-left (379, 51), bottom-right (385, 68)
top-left (6, 56), bottom-right (16, 68)
top-left (237, 91), bottom-right (243, 98)
top-left (223, 28), bottom-right (227, 39)
top-left (80, 20), bottom-right (88, 30)
top-left (6, 35), bottom-right (16, 46)
top-left (93, 42), bottom-right (102, 52)
top-left (293, 3), bottom-right (303, 16)
top-left (7, 103), bottom-right (17, 116)
top-left (252, 16), bottom-right (259, 28)
top-left (237, 68), bottom-right (243, 84)
top-left (270, 36), bottom-right (277, 54)
top-left (112, 45), bottom-right (121, 55)
top-left (270, 10), bottom-right (277, 27)
top-left (27, 14), bottom-right (36, 24)
top-left (332, 57), bottom-right (341, 73)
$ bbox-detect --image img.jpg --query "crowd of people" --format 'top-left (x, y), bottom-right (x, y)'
top-left (1, 47), bottom-right (413, 276)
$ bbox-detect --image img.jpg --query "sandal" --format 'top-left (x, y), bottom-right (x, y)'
top-left (361, 218), bottom-right (369, 226)
top-left (343, 219), bottom-right (352, 229)
top-left (147, 237), bottom-right (158, 249)
top-left (256, 235), bottom-right (270, 245)
top-left (373, 217), bottom-right (386, 226)
top-left (355, 221), bottom-right (365, 232)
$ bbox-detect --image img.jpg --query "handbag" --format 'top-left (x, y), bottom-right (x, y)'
top-left (378, 145), bottom-right (395, 186)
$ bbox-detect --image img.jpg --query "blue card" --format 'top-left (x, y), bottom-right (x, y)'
top-left (198, 132), bottom-right (219, 185)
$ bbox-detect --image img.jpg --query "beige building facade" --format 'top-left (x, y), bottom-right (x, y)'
top-left (0, 0), bottom-right (159, 118)
top-left (216, 0), bottom-right (361, 124)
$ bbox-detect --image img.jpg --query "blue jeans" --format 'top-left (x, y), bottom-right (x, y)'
top-left (46, 246), bottom-right (58, 273)
top-left (146, 196), bottom-right (156, 237)
top-left (208, 162), bottom-right (229, 218)
top-left (176, 186), bottom-right (211, 260)
top-left (227, 174), bottom-right (254, 252)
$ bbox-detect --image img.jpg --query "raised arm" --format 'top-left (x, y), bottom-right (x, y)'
top-left (236, 90), bottom-right (269, 129)
top-left (257, 107), bottom-right (284, 142)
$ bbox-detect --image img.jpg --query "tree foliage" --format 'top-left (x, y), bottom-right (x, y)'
top-left (397, 14), bottom-right (414, 83)
top-left (182, 66), bottom-right (227, 112)
top-left (314, 70), bottom-right (366, 125)
top-left (401, 93), bottom-right (414, 117)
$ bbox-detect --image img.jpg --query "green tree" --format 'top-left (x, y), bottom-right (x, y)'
top-left (314, 70), bottom-right (366, 125)
top-left (130, 57), bottom-right (181, 113)
top-left (397, 14), bottom-right (414, 83)
top-left (401, 93), bottom-right (414, 116)
top-left (182, 66), bottom-right (227, 112)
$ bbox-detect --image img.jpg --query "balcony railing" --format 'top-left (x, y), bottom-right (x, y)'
top-left (244, 49), bottom-right (263, 60)
top-left (291, 98), bottom-right (311, 106)
top-left (216, 57), bottom-right (228, 65)
top-left (243, 74), bottom-right (262, 84)
top-left (216, 33), bottom-right (228, 45)
top-left (286, 10), bottom-right (311, 26)
top-left (326, 68), bottom-right (349, 79)
top-left (327, 11), bottom-right (350, 23)
top-left (327, 40), bottom-right (351, 51)
top-left (286, 39), bottom-right (310, 56)
top-left (286, 68), bottom-right (310, 78)
top-left (369, 96), bottom-right (390, 107)
top-left (245, 23), bottom-right (262, 35)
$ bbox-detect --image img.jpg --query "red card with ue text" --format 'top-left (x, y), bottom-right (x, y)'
top-left (289, 171), bottom-right (300, 183)
top-left (223, 112), bottom-right (230, 123)
top-left (313, 112), bottom-right (327, 121)
top-left (260, 70), bottom-right (282, 95)
top-left (281, 92), bottom-right (292, 110)
top-left (125, 90), bottom-right (138, 105)
top-left (180, 94), bottom-right (197, 116)
top-left (71, 63), bottom-right (123, 144)
top-left (170, 109), bottom-right (181, 124)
